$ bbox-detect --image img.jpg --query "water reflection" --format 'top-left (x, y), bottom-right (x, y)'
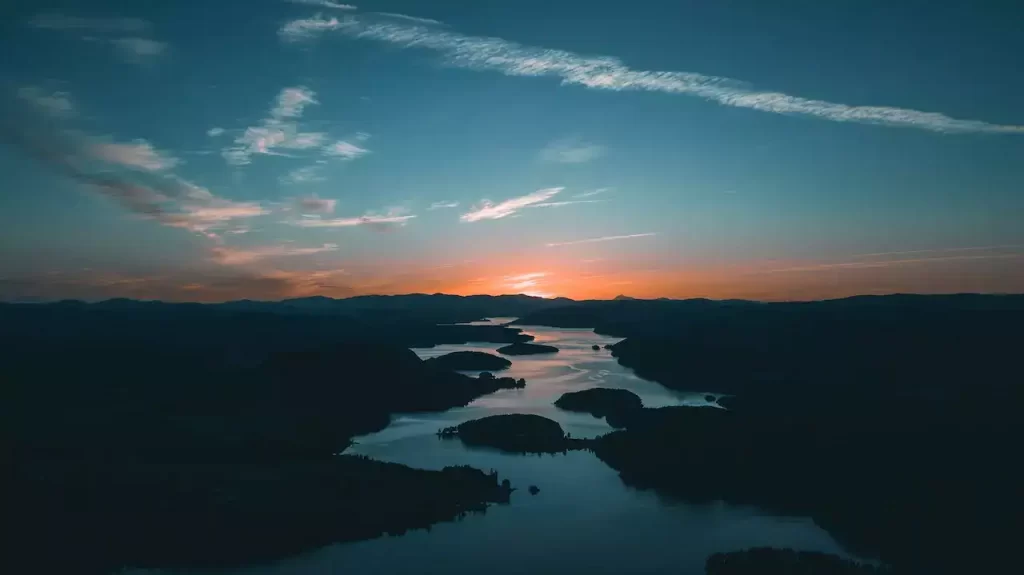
top-left (133, 320), bottom-right (854, 575)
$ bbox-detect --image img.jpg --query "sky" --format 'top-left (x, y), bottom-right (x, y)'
top-left (1, 0), bottom-right (1022, 302)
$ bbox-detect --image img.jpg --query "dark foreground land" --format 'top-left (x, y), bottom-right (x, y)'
top-left (2, 297), bottom-right (541, 573)
top-left (519, 294), bottom-right (1024, 574)
top-left (4, 293), bottom-right (1024, 574)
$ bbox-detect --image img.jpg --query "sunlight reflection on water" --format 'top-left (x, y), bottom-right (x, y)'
top-left (133, 319), bottom-right (857, 575)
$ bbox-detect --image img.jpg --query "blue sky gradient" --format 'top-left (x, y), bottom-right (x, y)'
top-left (2, 0), bottom-right (1022, 301)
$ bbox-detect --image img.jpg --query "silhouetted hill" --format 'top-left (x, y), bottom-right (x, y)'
top-left (76, 292), bottom-right (571, 324)
top-left (515, 293), bottom-right (1024, 336)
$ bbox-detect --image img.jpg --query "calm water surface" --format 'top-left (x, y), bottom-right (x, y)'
top-left (138, 320), bottom-right (855, 575)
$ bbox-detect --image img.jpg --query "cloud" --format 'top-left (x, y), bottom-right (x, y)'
top-left (32, 13), bottom-right (165, 65)
top-left (211, 243), bottom-right (338, 266)
top-left (504, 272), bottom-right (547, 291)
top-left (280, 15), bottom-right (344, 41)
top-left (429, 201), bottom-right (460, 210)
top-left (272, 86), bottom-right (318, 119)
top-left (17, 86), bottom-right (75, 117)
top-left (110, 37), bottom-right (166, 61)
top-left (846, 245), bottom-right (1024, 260)
top-left (324, 139), bottom-right (370, 159)
top-left (221, 86), bottom-right (331, 165)
top-left (294, 214), bottom-right (416, 228)
top-left (764, 246), bottom-right (1024, 273)
top-left (286, 0), bottom-right (357, 9)
top-left (207, 127), bottom-right (225, 137)
top-left (546, 233), bottom-right (657, 247)
top-left (460, 187), bottom-right (563, 222)
top-left (540, 139), bottom-right (606, 163)
top-left (295, 195), bottom-right (337, 213)
top-left (282, 165), bottom-right (327, 184)
top-left (573, 188), bottom-right (611, 199)
top-left (291, 207), bottom-right (415, 229)
top-left (528, 200), bottom-right (606, 209)
top-left (1, 91), bottom-right (266, 239)
top-left (287, 15), bottom-right (1024, 134)
top-left (374, 12), bottom-right (444, 26)
top-left (30, 13), bottom-right (151, 33)
top-left (89, 139), bottom-right (180, 171)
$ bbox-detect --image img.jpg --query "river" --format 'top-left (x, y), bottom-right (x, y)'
top-left (137, 320), bottom-right (856, 575)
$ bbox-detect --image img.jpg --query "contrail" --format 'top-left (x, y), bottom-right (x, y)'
top-left (546, 233), bottom-right (656, 247)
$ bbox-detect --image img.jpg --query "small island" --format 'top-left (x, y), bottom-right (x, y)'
top-left (706, 547), bottom-right (891, 574)
top-left (496, 342), bottom-right (560, 356)
top-left (554, 388), bottom-right (644, 419)
top-left (426, 351), bottom-right (512, 371)
top-left (592, 344), bottom-right (601, 350)
top-left (438, 414), bottom-right (570, 454)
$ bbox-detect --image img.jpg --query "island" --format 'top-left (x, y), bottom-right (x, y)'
top-left (554, 388), bottom-right (643, 420)
top-left (706, 548), bottom-right (891, 574)
top-left (592, 344), bottom-right (601, 350)
top-left (438, 414), bottom-right (572, 454)
top-left (496, 342), bottom-right (560, 356)
top-left (425, 351), bottom-right (512, 371)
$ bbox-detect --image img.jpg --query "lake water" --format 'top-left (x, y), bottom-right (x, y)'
top-left (137, 320), bottom-right (856, 575)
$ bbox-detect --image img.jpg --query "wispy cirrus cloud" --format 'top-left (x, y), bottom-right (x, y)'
top-left (294, 195), bottom-right (337, 214)
top-left (211, 243), bottom-right (338, 266)
top-left (207, 127), bottom-right (225, 137)
top-left (460, 187), bottom-right (563, 222)
top-left (282, 165), bottom-right (327, 185)
top-left (30, 13), bottom-right (151, 33)
top-left (90, 139), bottom-right (179, 171)
top-left (291, 207), bottom-right (415, 228)
top-left (573, 188), bottom-right (611, 199)
top-left (109, 37), bottom-right (167, 62)
top-left (540, 138), bottom-right (606, 163)
top-left (286, 0), bottom-right (357, 9)
top-left (17, 86), bottom-right (75, 118)
top-left (528, 199), bottom-right (606, 209)
top-left (546, 233), bottom-right (657, 247)
top-left (429, 201), bottom-right (460, 210)
top-left (504, 272), bottom-right (547, 291)
top-left (222, 86), bottom-right (326, 165)
top-left (285, 15), bottom-right (1024, 134)
top-left (764, 246), bottom-right (1024, 273)
top-left (221, 87), bottom-right (370, 166)
top-left (280, 15), bottom-right (345, 41)
top-left (1, 89), bottom-right (266, 239)
top-left (374, 12), bottom-right (443, 26)
top-left (32, 13), bottom-right (166, 65)
top-left (324, 139), bottom-right (370, 159)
